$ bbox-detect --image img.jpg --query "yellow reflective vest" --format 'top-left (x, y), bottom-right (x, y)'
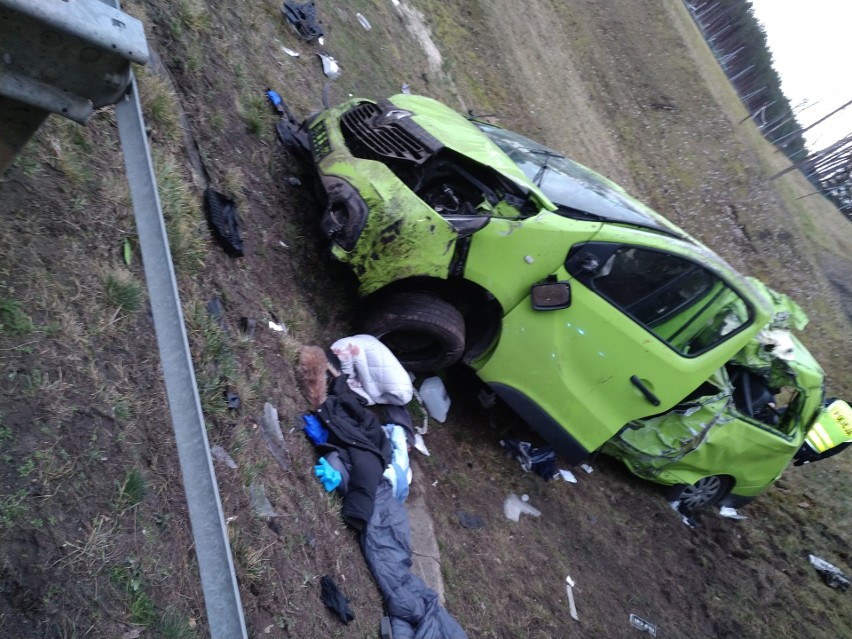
top-left (805, 400), bottom-right (852, 454)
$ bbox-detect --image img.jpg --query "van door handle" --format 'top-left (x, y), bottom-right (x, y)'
top-left (630, 375), bottom-right (661, 406)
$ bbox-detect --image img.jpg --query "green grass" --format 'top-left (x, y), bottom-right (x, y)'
top-left (0, 295), bottom-right (33, 336)
top-left (102, 269), bottom-right (145, 314)
top-left (116, 468), bottom-right (147, 512)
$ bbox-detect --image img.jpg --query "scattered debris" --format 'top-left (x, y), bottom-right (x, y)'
top-left (282, 1), bottom-right (324, 42)
top-left (419, 376), bottom-right (450, 422)
top-left (558, 469), bottom-right (578, 483)
top-left (503, 492), bottom-right (541, 522)
top-left (225, 390), bottom-right (241, 410)
top-left (320, 575), bottom-right (355, 623)
top-left (210, 445), bottom-right (238, 469)
top-left (719, 506), bottom-right (747, 520)
top-left (565, 575), bottom-right (579, 621)
top-left (809, 554), bottom-right (851, 591)
top-left (317, 52), bottom-right (340, 79)
top-left (500, 439), bottom-right (556, 480)
top-left (413, 433), bottom-right (430, 456)
top-left (206, 296), bottom-right (228, 332)
top-left (457, 510), bottom-right (485, 529)
top-left (580, 463), bottom-right (594, 474)
top-left (401, 82), bottom-right (411, 95)
top-left (629, 613), bottom-right (658, 636)
top-left (411, 389), bottom-right (429, 434)
top-left (204, 188), bottom-right (244, 257)
top-left (281, 45), bottom-right (300, 57)
top-left (670, 500), bottom-right (699, 529)
top-left (268, 320), bottom-right (287, 333)
top-left (355, 12), bottom-right (371, 30)
top-left (261, 402), bottom-right (291, 471)
top-left (239, 317), bottom-right (256, 338)
top-left (249, 482), bottom-right (278, 518)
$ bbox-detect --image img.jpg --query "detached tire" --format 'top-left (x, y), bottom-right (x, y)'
top-left (363, 292), bottom-right (465, 372)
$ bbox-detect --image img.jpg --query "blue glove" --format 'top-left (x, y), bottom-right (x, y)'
top-left (265, 89), bottom-right (284, 114)
top-left (314, 457), bottom-right (341, 492)
top-left (302, 413), bottom-right (328, 445)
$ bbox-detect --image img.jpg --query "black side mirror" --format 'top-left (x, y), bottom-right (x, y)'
top-left (531, 281), bottom-right (571, 310)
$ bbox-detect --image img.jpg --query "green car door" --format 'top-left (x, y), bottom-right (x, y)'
top-left (475, 237), bottom-right (771, 462)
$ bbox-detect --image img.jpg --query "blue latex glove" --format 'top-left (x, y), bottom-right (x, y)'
top-left (314, 457), bottom-right (341, 492)
top-left (265, 88), bottom-right (284, 114)
top-left (302, 413), bottom-right (328, 445)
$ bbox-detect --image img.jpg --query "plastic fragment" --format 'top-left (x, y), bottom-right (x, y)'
top-left (249, 482), bottom-right (278, 518)
top-left (629, 613), bottom-right (658, 636)
top-left (413, 433), bottom-right (430, 456)
top-left (262, 402), bottom-right (292, 471)
top-left (580, 463), bottom-right (594, 474)
top-left (419, 376), bottom-right (450, 422)
top-left (565, 575), bottom-right (579, 621)
top-left (401, 82), bottom-right (411, 94)
top-left (503, 492), bottom-right (541, 522)
top-left (719, 506), bottom-right (747, 520)
top-left (210, 445), bottom-right (238, 469)
top-left (356, 12), bottom-right (371, 30)
top-left (317, 53), bottom-right (340, 79)
top-left (282, 1), bottom-right (324, 42)
top-left (282, 46), bottom-right (300, 57)
top-left (559, 469), bottom-right (578, 483)
top-left (809, 554), bottom-right (851, 590)
top-left (457, 510), bottom-right (485, 529)
top-left (268, 320), bottom-right (287, 333)
top-left (204, 188), bottom-right (244, 257)
top-left (266, 88), bottom-right (285, 115)
top-left (123, 238), bottom-right (132, 266)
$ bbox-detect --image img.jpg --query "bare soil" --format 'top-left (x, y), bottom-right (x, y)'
top-left (2, 1), bottom-right (851, 638)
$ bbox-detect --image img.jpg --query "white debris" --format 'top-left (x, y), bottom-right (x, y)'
top-left (558, 469), bottom-right (578, 483)
top-left (719, 506), bottom-right (748, 520)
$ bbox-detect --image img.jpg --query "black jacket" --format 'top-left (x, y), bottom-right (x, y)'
top-left (315, 375), bottom-right (392, 530)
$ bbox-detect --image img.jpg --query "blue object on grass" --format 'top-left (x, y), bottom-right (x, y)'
top-left (315, 456), bottom-right (342, 491)
top-left (266, 89), bottom-right (285, 114)
top-left (302, 413), bottom-right (328, 445)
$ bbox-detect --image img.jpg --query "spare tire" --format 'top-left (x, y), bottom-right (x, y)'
top-left (363, 292), bottom-right (465, 372)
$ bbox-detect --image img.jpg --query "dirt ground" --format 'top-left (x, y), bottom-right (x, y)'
top-left (2, 0), bottom-right (852, 638)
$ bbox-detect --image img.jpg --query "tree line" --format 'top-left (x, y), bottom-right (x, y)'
top-left (685, 1), bottom-right (852, 219)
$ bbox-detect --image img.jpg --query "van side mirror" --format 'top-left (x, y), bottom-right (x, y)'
top-left (531, 281), bottom-right (571, 310)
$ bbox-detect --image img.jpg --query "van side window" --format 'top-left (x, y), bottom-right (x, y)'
top-left (568, 244), bottom-right (752, 355)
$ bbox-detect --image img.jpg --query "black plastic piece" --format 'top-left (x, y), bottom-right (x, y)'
top-left (204, 188), bottom-right (244, 257)
top-left (282, 1), bottom-right (324, 42)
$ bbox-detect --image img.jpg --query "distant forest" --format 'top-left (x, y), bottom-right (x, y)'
top-left (686, 1), bottom-right (852, 218)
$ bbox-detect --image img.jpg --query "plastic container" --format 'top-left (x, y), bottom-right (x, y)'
top-left (419, 376), bottom-right (450, 423)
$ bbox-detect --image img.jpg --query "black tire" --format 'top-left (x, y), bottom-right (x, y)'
top-left (667, 475), bottom-right (732, 511)
top-left (363, 292), bottom-right (465, 372)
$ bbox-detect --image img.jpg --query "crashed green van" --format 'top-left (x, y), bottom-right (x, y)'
top-left (281, 93), bottom-right (827, 507)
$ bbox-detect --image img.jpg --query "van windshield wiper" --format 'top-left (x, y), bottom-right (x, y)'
top-left (529, 149), bottom-right (563, 187)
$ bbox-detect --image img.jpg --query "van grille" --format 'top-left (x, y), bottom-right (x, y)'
top-left (341, 102), bottom-right (432, 164)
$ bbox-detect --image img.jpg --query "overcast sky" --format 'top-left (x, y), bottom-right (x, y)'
top-left (748, 0), bottom-right (852, 150)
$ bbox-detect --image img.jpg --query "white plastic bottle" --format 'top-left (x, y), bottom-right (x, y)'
top-left (419, 377), bottom-right (450, 423)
